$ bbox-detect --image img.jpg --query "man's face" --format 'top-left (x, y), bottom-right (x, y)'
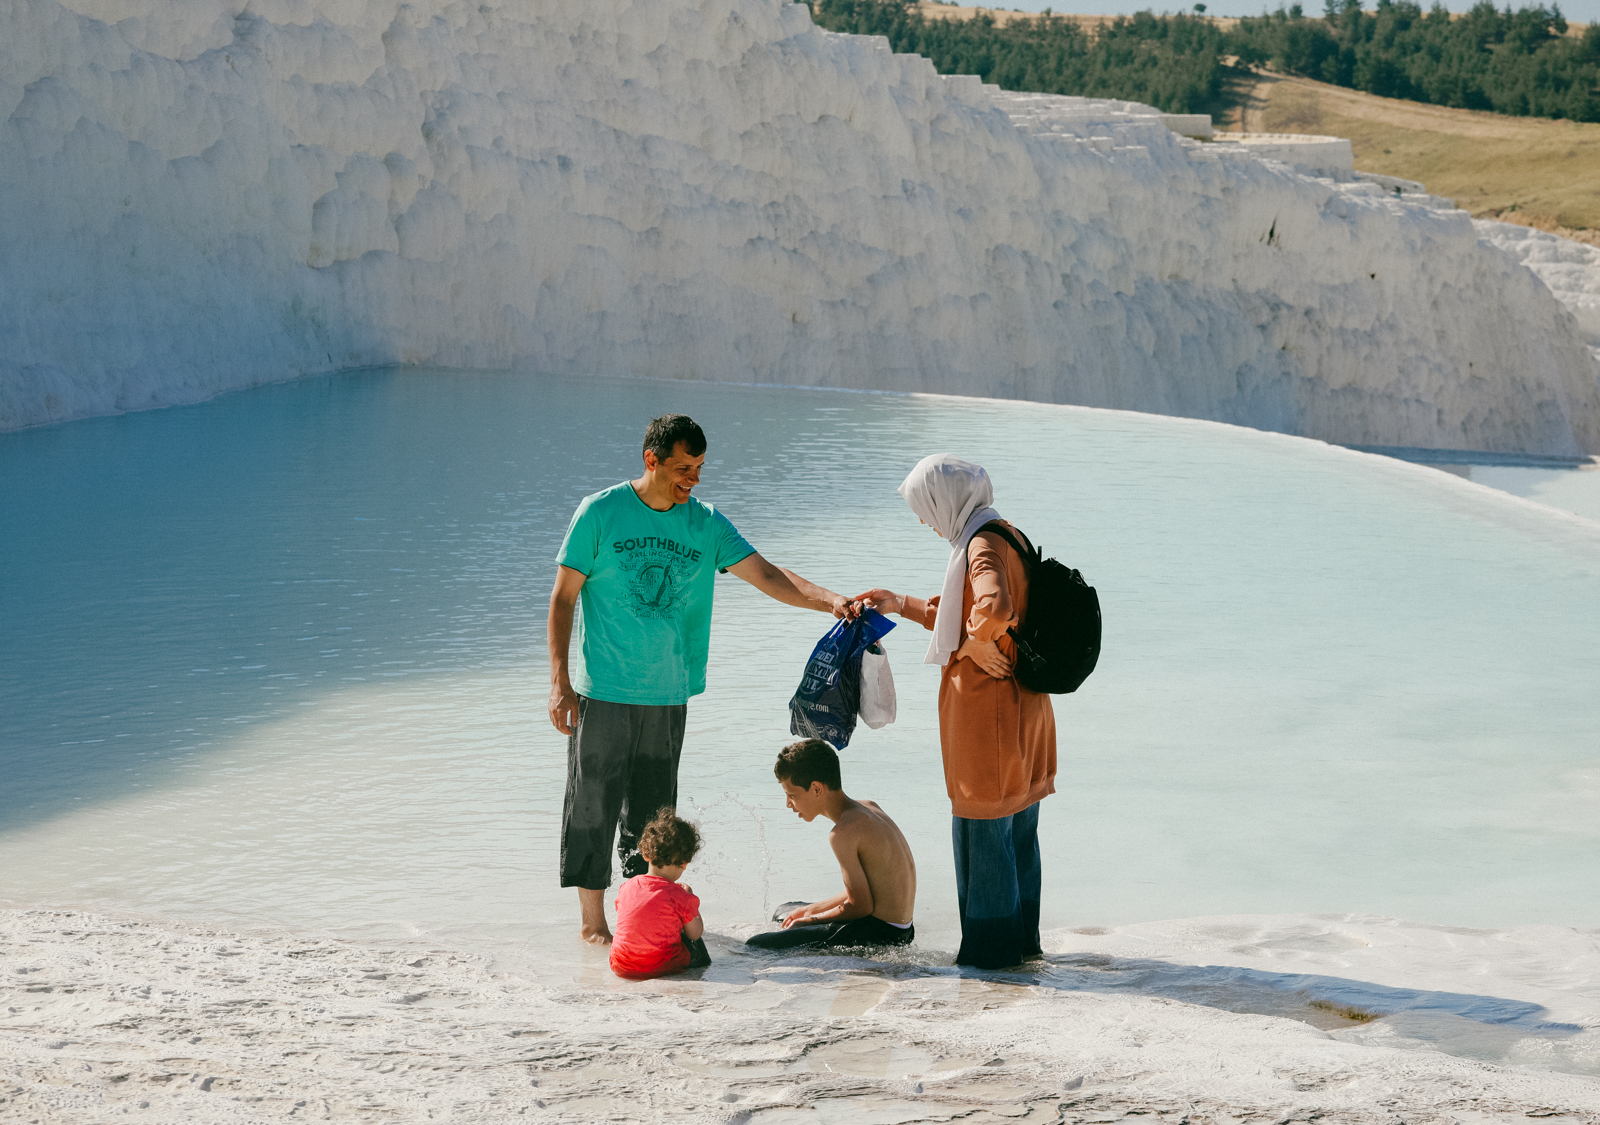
top-left (647, 440), bottom-right (705, 505)
top-left (781, 778), bottom-right (825, 822)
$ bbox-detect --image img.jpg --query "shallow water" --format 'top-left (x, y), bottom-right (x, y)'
top-left (3, 369), bottom-right (1599, 988)
top-left (1439, 463), bottom-right (1600, 522)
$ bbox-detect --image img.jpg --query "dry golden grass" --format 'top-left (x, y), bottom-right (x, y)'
top-left (914, 5), bottom-right (1579, 37)
top-left (1235, 71), bottom-right (1600, 239)
top-left (917, 3), bottom-right (1103, 31)
top-left (905, 7), bottom-right (1598, 238)
top-left (915, 3), bottom-right (1241, 32)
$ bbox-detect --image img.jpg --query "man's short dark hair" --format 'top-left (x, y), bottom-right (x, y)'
top-left (774, 739), bottom-right (841, 792)
top-left (643, 414), bottom-right (707, 463)
top-left (638, 807), bottom-right (702, 868)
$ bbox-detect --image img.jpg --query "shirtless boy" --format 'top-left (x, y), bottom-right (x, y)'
top-left (746, 739), bottom-right (917, 950)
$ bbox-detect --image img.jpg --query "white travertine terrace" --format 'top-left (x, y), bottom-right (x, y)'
top-left (1209, 131), bottom-right (1355, 176)
top-left (1477, 220), bottom-right (1600, 351)
top-left (2, 0), bottom-right (1597, 453)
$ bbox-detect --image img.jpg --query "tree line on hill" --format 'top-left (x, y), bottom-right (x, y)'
top-left (807, 0), bottom-right (1239, 115)
top-left (804, 0), bottom-right (1600, 121)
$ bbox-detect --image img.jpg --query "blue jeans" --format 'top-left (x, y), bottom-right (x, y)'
top-left (952, 801), bottom-right (1042, 969)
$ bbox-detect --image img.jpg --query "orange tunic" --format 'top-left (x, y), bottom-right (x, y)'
top-left (904, 521), bottom-right (1057, 820)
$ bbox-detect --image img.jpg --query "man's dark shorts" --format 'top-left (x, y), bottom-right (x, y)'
top-left (560, 696), bottom-right (686, 890)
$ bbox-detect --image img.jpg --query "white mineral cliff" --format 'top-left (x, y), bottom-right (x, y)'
top-left (2, 0), bottom-right (1597, 453)
top-left (1477, 220), bottom-right (1600, 352)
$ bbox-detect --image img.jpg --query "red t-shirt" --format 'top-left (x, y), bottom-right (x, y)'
top-left (610, 875), bottom-right (701, 979)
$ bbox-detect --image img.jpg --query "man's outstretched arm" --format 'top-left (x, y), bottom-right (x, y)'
top-left (725, 552), bottom-right (853, 618)
top-left (548, 565), bottom-right (587, 735)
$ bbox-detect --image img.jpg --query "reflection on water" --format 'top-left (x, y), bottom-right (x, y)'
top-left (1436, 464), bottom-right (1600, 522)
top-left (1351, 444), bottom-right (1600, 523)
top-left (3, 369), bottom-right (1600, 970)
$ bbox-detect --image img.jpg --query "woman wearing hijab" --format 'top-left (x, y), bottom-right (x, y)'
top-left (854, 454), bottom-right (1056, 969)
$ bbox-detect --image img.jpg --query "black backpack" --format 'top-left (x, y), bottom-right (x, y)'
top-left (969, 521), bottom-right (1101, 694)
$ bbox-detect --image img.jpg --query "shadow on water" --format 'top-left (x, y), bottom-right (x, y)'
top-left (1345, 444), bottom-right (1600, 470)
top-left (1032, 952), bottom-right (1583, 1035)
top-left (723, 945), bottom-right (1591, 1074)
top-left (0, 367), bottom-right (938, 835)
top-left (0, 370), bottom-right (548, 831)
top-left (1, 371), bottom-right (631, 830)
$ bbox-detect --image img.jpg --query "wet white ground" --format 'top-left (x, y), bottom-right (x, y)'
top-left (3, 371), bottom-right (1600, 1120)
top-left (5, 908), bottom-right (1600, 1124)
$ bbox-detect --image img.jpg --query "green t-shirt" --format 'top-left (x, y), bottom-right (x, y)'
top-left (556, 482), bottom-right (756, 706)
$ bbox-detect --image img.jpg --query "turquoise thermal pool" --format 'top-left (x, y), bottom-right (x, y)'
top-left (2, 369), bottom-right (1598, 978)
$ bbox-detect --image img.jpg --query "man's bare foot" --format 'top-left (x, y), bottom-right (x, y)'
top-left (578, 887), bottom-right (611, 944)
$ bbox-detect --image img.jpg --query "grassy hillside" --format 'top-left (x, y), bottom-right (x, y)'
top-left (915, 3), bottom-right (1237, 31)
top-left (811, 0), bottom-right (1242, 115)
top-left (1243, 72), bottom-right (1600, 237)
top-left (1228, 3), bottom-right (1600, 120)
top-left (866, 4), bottom-right (1600, 236)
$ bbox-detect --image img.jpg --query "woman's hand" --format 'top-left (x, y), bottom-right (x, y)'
top-left (958, 637), bottom-right (1013, 679)
top-left (851, 588), bottom-right (905, 617)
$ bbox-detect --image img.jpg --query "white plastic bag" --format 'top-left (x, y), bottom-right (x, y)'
top-left (857, 641), bottom-right (897, 730)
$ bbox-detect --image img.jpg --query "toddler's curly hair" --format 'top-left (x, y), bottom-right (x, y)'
top-left (638, 807), bottom-right (701, 868)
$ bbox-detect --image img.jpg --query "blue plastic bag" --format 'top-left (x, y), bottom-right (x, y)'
top-left (789, 608), bottom-right (897, 750)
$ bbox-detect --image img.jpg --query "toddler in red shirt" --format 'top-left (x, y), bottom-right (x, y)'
top-left (609, 809), bottom-right (711, 979)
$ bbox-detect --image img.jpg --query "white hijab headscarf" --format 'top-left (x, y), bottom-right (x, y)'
top-left (897, 454), bottom-right (1001, 666)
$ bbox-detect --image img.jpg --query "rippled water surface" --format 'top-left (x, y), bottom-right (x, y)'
top-left (3, 369), bottom-right (1599, 972)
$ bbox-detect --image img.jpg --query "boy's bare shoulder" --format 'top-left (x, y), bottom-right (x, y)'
top-left (858, 798), bottom-right (899, 826)
top-left (831, 799), bottom-right (900, 840)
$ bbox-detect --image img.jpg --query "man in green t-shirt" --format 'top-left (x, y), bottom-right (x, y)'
top-left (549, 413), bottom-right (852, 944)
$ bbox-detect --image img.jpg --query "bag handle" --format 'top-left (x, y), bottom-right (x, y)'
top-left (965, 521), bottom-right (1042, 676)
top-left (967, 520), bottom-right (1036, 569)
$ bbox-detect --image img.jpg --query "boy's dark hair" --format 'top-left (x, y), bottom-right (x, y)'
top-left (643, 414), bottom-right (707, 463)
top-left (774, 738), bottom-right (841, 792)
top-left (638, 807), bottom-right (701, 868)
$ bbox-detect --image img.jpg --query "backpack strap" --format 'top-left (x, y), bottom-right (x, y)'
top-left (969, 520), bottom-right (1035, 568)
